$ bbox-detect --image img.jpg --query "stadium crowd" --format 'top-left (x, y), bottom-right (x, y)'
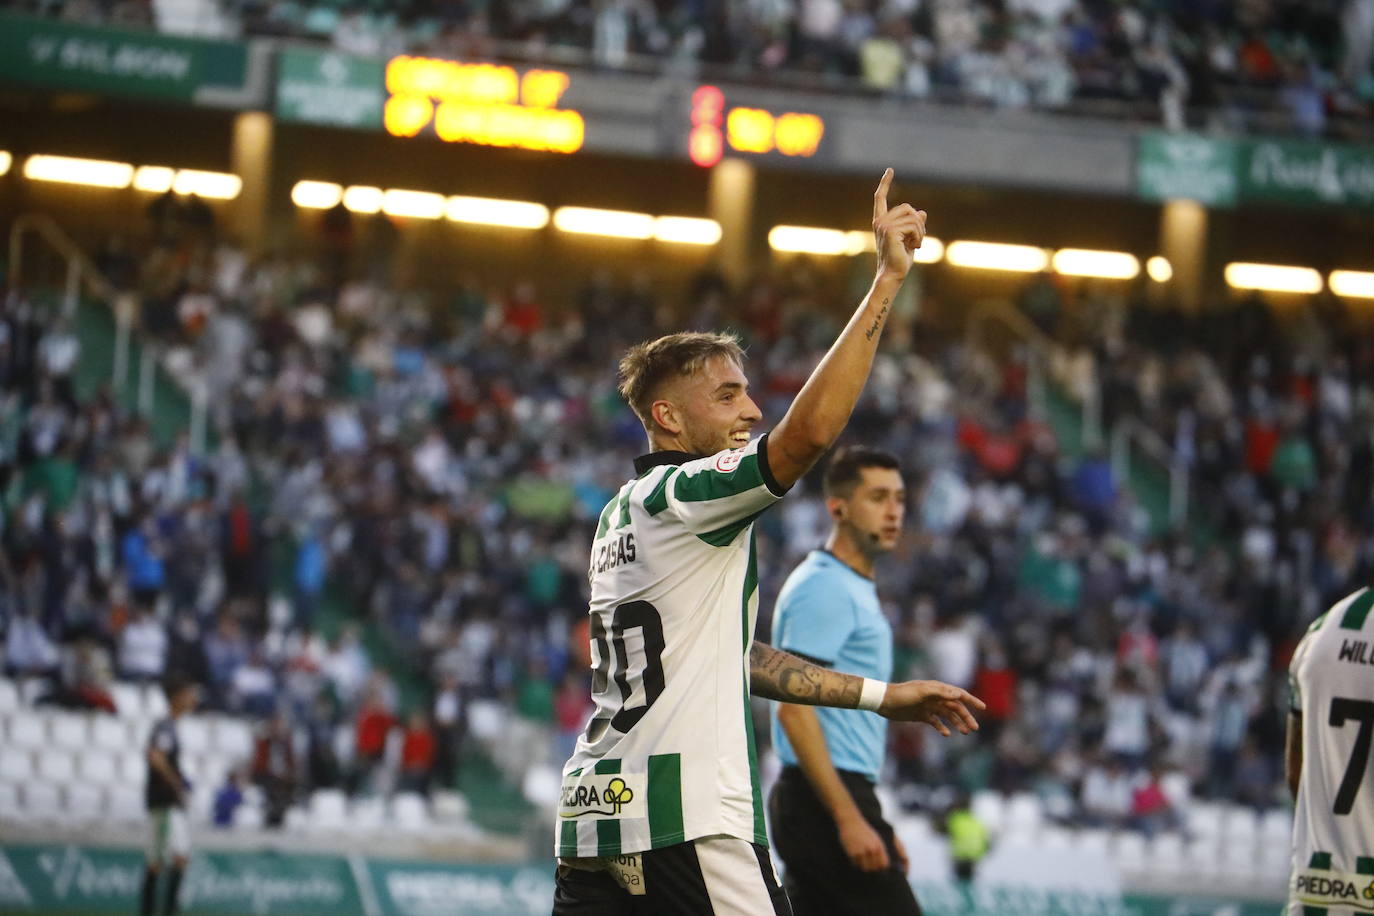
top-left (5, 0), bottom-right (1374, 137)
top-left (1, 194), bottom-right (1371, 837)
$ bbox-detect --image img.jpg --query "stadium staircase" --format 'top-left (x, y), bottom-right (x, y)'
top-left (5, 216), bottom-right (532, 846)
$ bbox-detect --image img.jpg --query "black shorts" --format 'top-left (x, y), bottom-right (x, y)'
top-left (551, 836), bottom-right (792, 916)
top-left (768, 765), bottom-right (922, 916)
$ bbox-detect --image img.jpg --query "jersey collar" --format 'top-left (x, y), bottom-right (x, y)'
top-left (633, 450), bottom-right (700, 475)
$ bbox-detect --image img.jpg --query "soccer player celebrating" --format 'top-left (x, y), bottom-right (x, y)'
top-left (768, 446), bottom-right (923, 915)
top-left (553, 171), bottom-right (983, 915)
top-left (142, 674), bottom-right (199, 916)
top-left (1286, 587), bottom-right (1374, 915)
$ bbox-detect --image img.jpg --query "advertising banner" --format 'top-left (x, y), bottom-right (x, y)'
top-left (1136, 132), bottom-right (1240, 206)
top-left (275, 47), bottom-right (385, 129)
top-left (0, 843), bottom-right (1281, 916)
top-left (1241, 136), bottom-right (1374, 207)
top-left (0, 13), bottom-right (248, 104)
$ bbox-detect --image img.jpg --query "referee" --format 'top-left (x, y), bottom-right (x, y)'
top-left (141, 674), bottom-right (199, 916)
top-left (767, 446), bottom-right (922, 916)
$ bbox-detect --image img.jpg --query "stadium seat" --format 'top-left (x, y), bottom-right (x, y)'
top-left (197, 752), bottom-right (231, 791)
top-left (1005, 792), bottom-right (1044, 832)
top-left (1221, 805), bottom-right (1259, 848)
top-left (141, 685), bottom-right (169, 718)
top-left (92, 716), bottom-right (132, 752)
top-left (467, 700), bottom-right (503, 741)
top-left (1260, 808), bottom-right (1292, 844)
top-left (309, 789), bottom-right (349, 830)
top-left (50, 711), bottom-right (90, 751)
top-left (351, 796), bottom-right (385, 830)
top-left (7, 711), bottom-right (47, 750)
top-left (65, 783), bottom-right (106, 821)
top-left (213, 719), bottom-right (254, 761)
top-left (233, 802), bottom-right (265, 830)
top-left (37, 750), bottom-right (76, 784)
top-left (77, 749), bottom-right (120, 785)
top-left (432, 790), bottom-right (470, 823)
top-left (179, 716), bottom-right (211, 755)
top-left (0, 678), bottom-right (19, 713)
top-left (522, 765), bottom-right (561, 808)
top-left (1112, 832), bottom-right (1149, 872)
top-left (284, 806), bottom-right (311, 831)
top-left (119, 750), bottom-right (148, 784)
top-left (18, 677), bottom-right (49, 705)
top-left (0, 782), bottom-right (18, 819)
top-left (1186, 802), bottom-right (1225, 840)
top-left (0, 750), bottom-right (34, 784)
top-left (1040, 825), bottom-right (1074, 849)
top-left (110, 682), bottom-right (143, 718)
top-left (390, 792), bottom-right (430, 830)
top-left (108, 790), bottom-right (145, 824)
top-left (20, 783), bottom-right (62, 822)
top-left (1074, 829), bottom-right (1112, 856)
top-left (1219, 834), bottom-right (1261, 880)
top-left (971, 789), bottom-right (1006, 833)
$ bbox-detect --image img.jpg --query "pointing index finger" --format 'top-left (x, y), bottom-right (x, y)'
top-left (873, 168), bottom-right (893, 220)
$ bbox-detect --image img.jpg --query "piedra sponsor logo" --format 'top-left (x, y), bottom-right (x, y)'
top-left (384, 867), bottom-right (552, 915)
top-left (1295, 872), bottom-right (1374, 909)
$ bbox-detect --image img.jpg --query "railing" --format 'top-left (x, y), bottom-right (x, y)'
top-left (966, 299), bottom-right (1190, 530)
top-left (7, 214), bottom-right (209, 454)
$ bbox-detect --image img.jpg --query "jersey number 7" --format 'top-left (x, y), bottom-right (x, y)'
top-left (1329, 697), bottom-right (1374, 816)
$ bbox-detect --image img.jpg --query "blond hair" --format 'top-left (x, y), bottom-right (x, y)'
top-left (617, 332), bottom-right (745, 428)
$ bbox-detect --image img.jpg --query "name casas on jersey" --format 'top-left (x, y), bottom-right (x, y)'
top-left (590, 532), bottom-right (636, 577)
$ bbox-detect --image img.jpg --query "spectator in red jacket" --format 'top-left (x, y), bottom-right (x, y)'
top-left (398, 710), bottom-right (437, 796)
top-left (350, 688), bottom-right (395, 794)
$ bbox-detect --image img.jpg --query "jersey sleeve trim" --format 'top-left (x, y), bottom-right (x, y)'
top-left (757, 433), bottom-right (788, 497)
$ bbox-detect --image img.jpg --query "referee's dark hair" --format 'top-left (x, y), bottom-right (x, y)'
top-left (822, 446), bottom-right (902, 498)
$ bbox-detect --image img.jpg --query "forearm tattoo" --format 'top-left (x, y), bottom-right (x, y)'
top-left (864, 297), bottom-right (891, 341)
top-left (749, 642), bottom-right (861, 708)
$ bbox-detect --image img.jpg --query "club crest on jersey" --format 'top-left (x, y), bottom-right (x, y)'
top-left (559, 772), bottom-right (647, 820)
top-left (715, 449), bottom-right (744, 473)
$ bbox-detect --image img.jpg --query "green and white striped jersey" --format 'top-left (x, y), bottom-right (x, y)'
top-left (1288, 587), bottom-right (1374, 915)
top-left (555, 434), bottom-right (786, 859)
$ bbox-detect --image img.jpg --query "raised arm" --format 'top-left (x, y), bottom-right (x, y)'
top-left (766, 169), bottom-right (927, 490)
top-left (749, 642), bottom-right (983, 735)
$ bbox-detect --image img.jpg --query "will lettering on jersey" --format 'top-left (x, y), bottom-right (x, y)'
top-left (1338, 639), bottom-right (1374, 667)
top-left (1294, 869), bottom-right (1374, 911)
top-left (559, 772), bottom-right (648, 821)
top-left (590, 533), bottom-right (637, 576)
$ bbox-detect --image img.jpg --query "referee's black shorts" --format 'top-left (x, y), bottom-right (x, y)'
top-left (551, 835), bottom-right (791, 915)
top-left (768, 764), bottom-right (922, 916)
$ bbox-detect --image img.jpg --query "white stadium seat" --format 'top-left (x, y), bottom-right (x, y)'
top-left (390, 792), bottom-right (430, 830)
top-left (50, 712), bottom-right (90, 751)
top-left (351, 797), bottom-right (385, 830)
top-left (0, 678), bottom-right (19, 712)
top-left (110, 682), bottom-right (143, 718)
top-left (119, 750), bottom-right (148, 784)
top-left (233, 802), bottom-right (264, 829)
top-left (92, 716), bottom-right (132, 752)
top-left (38, 750), bottom-right (76, 784)
top-left (310, 789), bottom-right (349, 829)
top-left (0, 782), bottom-right (19, 818)
top-left (66, 784), bottom-right (106, 821)
top-left (141, 685), bottom-right (169, 718)
top-left (78, 749), bottom-right (121, 784)
top-left (7, 711), bottom-right (46, 750)
top-left (1005, 792), bottom-right (1044, 832)
top-left (971, 790), bottom-right (1006, 833)
top-left (17, 677), bottom-right (48, 705)
top-left (179, 716), bottom-right (211, 755)
top-left (214, 719), bottom-right (254, 761)
top-left (1113, 832), bottom-right (1149, 871)
top-left (1151, 832), bottom-right (1186, 875)
top-left (1261, 808), bottom-right (1293, 843)
top-left (108, 790), bottom-right (145, 824)
top-left (21, 783), bottom-right (62, 821)
top-left (0, 750), bottom-right (34, 784)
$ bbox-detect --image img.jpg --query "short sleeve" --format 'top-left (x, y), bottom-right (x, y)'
top-left (1288, 630), bottom-right (1314, 715)
top-left (665, 434), bottom-right (787, 542)
top-left (771, 573), bottom-right (856, 667)
top-left (150, 722), bottom-right (174, 753)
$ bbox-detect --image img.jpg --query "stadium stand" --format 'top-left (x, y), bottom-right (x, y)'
top-left (10, 177), bottom-right (1367, 890)
top-left (3, 0), bottom-right (1373, 138)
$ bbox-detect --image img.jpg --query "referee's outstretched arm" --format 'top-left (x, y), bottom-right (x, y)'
top-left (765, 169), bottom-right (926, 492)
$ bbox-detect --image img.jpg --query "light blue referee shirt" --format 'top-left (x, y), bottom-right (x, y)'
top-left (769, 549), bottom-right (894, 780)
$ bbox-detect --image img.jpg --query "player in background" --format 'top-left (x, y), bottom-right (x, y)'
top-left (141, 674), bottom-right (199, 916)
top-left (768, 446), bottom-right (922, 915)
top-left (1286, 587), bottom-right (1374, 915)
top-left (553, 171), bottom-right (984, 915)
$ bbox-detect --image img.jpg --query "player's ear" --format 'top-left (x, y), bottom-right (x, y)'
top-left (826, 495), bottom-right (846, 522)
top-left (651, 399), bottom-right (682, 436)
